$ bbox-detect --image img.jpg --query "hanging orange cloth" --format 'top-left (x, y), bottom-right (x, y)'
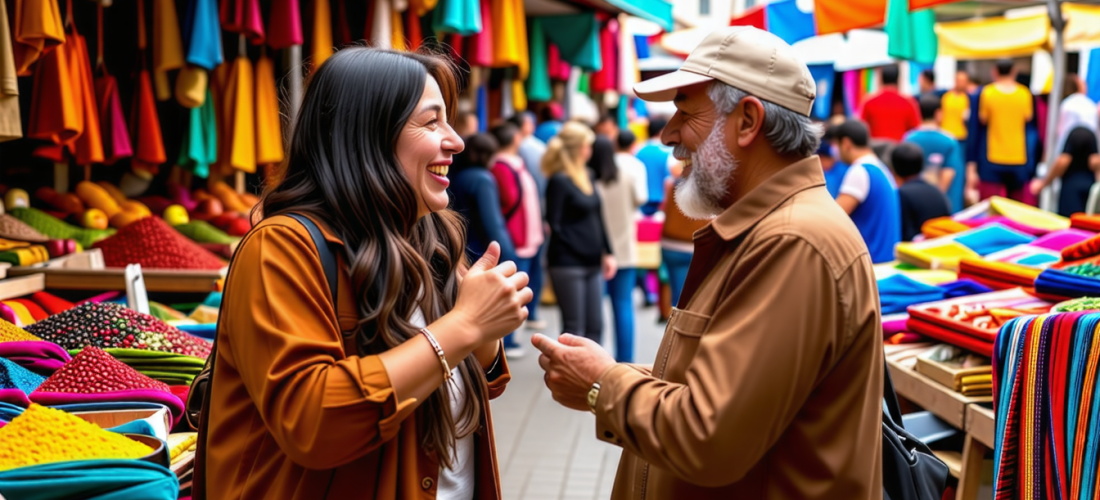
top-left (94, 4), bottom-right (132, 164)
top-left (405, 9), bottom-right (422, 51)
top-left (27, 34), bottom-right (79, 146)
top-left (131, 0), bottom-right (166, 175)
top-left (68, 29), bottom-right (103, 165)
top-left (254, 54), bottom-right (283, 167)
top-left (221, 0), bottom-right (265, 44)
top-left (220, 55), bottom-right (256, 173)
top-left (311, 0), bottom-right (333, 67)
top-left (490, 0), bottom-right (527, 79)
top-left (0, 0), bottom-right (23, 142)
top-left (390, 1), bottom-right (405, 50)
top-left (814, 0), bottom-right (887, 35)
top-left (153, 0), bottom-right (185, 101)
top-left (12, 0), bottom-right (65, 76)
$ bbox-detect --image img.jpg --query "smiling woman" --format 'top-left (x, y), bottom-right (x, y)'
top-left (201, 47), bottom-right (533, 500)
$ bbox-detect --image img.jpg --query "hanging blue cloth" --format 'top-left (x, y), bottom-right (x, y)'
top-left (431, 0), bottom-right (482, 36)
top-left (1087, 47), bottom-right (1100, 105)
top-left (634, 34), bottom-right (650, 59)
top-left (766, 0), bottom-right (816, 46)
top-left (182, 0), bottom-right (223, 70)
top-left (807, 64), bottom-right (834, 121)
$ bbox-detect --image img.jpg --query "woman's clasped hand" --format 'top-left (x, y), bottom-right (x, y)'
top-left (453, 241), bottom-right (534, 346)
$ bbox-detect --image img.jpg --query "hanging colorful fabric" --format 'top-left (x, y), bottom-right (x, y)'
top-left (463, 0), bottom-right (492, 66)
top-left (405, 8), bottom-right (422, 51)
top-left (335, 0), bottom-right (352, 45)
top-left (222, 56), bottom-right (256, 173)
top-left (526, 19), bottom-right (551, 102)
top-left (178, 88), bottom-right (216, 178)
top-left (814, 0), bottom-right (886, 35)
top-left (590, 18), bottom-right (618, 94)
top-left (311, 0), bottom-right (333, 67)
top-left (182, 0), bottom-right (222, 70)
top-left (490, 0), bottom-right (527, 77)
top-left (540, 13), bottom-right (601, 72)
top-left (131, 71), bottom-right (166, 175)
top-left (254, 55), bottom-right (283, 168)
top-left (68, 22), bottom-right (103, 167)
top-left (431, 0), bottom-right (480, 36)
top-left (885, 0), bottom-right (937, 65)
top-left (268, 0), bottom-right (303, 49)
top-left (153, 0), bottom-right (185, 101)
top-left (27, 32), bottom-right (79, 147)
top-left (0, 0), bottom-right (22, 143)
top-left (391, 3), bottom-right (405, 51)
top-left (12, 0), bottom-right (65, 76)
top-left (220, 0), bottom-right (265, 44)
top-left (94, 74), bottom-right (133, 164)
top-left (175, 64), bottom-right (208, 108)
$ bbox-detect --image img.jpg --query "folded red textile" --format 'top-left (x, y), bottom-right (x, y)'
top-left (906, 318), bottom-right (995, 357)
top-left (1070, 213), bottom-right (1100, 232)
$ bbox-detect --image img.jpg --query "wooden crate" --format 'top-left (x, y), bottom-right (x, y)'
top-left (916, 356), bottom-right (991, 393)
top-left (0, 274), bottom-right (45, 301)
top-left (887, 359), bottom-right (992, 429)
top-left (8, 249), bottom-right (224, 293)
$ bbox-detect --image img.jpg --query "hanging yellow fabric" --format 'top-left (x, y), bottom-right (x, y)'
top-left (391, 2), bottom-right (405, 51)
top-left (254, 54), bottom-right (283, 166)
top-left (175, 65), bottom-right (208, 108)
top-left (490, 0), bottom-right (527, 80)
top-left (12, 0), bottom-right (65, 76)
top-left (0, 0), bottom-right (23, 143)
top-left (935, 14), bottom-right (1050, 59)
top-left (223, 56), bottom-right (256, 173)
top-left (153, 0), bottom-right (184, 101)
top-left (312, 0), bottom-right (333, 67)
top-left (1064, 3), bottom-right (1100, 47)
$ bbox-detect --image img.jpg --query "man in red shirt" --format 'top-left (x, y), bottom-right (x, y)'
top-left (860, 64), bottom-right (921, 141)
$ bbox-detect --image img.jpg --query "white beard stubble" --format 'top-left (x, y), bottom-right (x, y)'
top-left (673, 116), bottom-right (738, 220)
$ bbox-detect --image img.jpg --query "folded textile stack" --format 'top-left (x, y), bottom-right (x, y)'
top-left (0, 292), bottom-right (76, 327)
top-left (915, 345), bottom-right (993, 397)
top-left (958, 258), bottom-right (1043, 291)
top-left (1070, 213), bottom-right (1100, 232)
top-left (921, 217), bottom-right (971, 239)
top-left (897, 223), bottom-right (1035, 271)
top-left (1030, 229), bottom-right (1095, 252)
top-left (75, 348), bottom-right (205, 386)
top-left (26, 302), bottom-right (212, 358)
top-left (907, 289), bottom-right (1053, 357)
top-left (0, 320), bottom-right (71, 375)
top-left (30, 347), bottom-right (185, 425)
top-left (956, 197), bottom-right (1070, 235)
top-left (993, 312), bottom-right (1100, 500)
top-left (0, 238), bottom-right (49, 266)
top-left (874, 262), bottom-right (959, 285)
top-left (983, 245), bottom-right (1061, 269)
top-left (1035, 267), bottom-right (1100, 299)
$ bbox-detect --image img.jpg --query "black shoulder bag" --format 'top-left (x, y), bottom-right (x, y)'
top-left (188, 214), bottom-right (340, 500)
top-left (882, 362), bottom-right (950, 500)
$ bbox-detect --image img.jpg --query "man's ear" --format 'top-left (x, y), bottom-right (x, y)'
top-left (736, 96), bottom-right (767, 149)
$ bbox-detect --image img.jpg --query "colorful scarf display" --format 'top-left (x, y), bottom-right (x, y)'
top-left (993, 312), bottom-right (1100, 500)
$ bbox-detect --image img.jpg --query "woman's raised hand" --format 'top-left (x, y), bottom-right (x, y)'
top-left (452, 242), bottom-right (533, 345)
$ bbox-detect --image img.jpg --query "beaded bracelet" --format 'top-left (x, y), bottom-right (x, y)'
top-left (419, 327), bottom-right (452, 381)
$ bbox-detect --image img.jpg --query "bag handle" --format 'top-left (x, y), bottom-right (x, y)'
top-left (287, 214), bottom-right (339, 303)
top-left (883, 359), bottom-right (905, 429)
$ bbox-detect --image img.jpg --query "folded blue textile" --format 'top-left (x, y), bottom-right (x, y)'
top-left (175, 323), bottom-right (216, 339)
top-left (954, 223), bottom-right (1036, 256)
top-left (1035, 269), bottom-right (1100, 298)
top-left (0, 401), bottom-right (24, 422)
top-left (0, 460), bottom-right (178, 500)
top-left (107, 420), bottom-right (158, 438)
top-left (878, 274), bottom-right (946, 315)
top-left (937, 279), bottom-right (995, 299)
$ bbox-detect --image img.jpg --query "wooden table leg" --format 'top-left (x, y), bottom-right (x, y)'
top-left (956, 434), bottom-right (988, 500)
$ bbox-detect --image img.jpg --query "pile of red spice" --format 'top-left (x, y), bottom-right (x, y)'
top-left (34, 346), bottom-right (170, 394)
top-left (26, 302), bottom-right (212, 358)
top-left (91, 217), bottom-right (225, 270)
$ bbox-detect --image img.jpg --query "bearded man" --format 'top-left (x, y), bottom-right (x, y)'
top-left (532, 27), bottom-right (884, 499)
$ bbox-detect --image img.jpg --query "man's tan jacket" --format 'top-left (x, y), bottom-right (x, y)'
top-left (595, 156), bottom-right (884, 499)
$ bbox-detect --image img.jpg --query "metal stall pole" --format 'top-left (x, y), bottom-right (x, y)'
top-left (1041, 0), bottom-right (1066, 212)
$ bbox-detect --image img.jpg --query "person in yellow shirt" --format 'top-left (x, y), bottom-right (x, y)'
top-left (977, 59), bottom-right (1035, 204)
top-left (940, 70), bottom-right (970, 142)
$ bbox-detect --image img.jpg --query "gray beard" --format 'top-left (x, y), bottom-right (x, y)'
top-left (673, 116), bottom-right (737, 220)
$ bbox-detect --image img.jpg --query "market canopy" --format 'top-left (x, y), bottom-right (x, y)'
top-left (524, 0), bottom-right (673, 31)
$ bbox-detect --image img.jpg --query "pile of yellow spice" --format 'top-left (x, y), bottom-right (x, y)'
top-left (0, 319), bottom-right (40, 343)
top-left (0, 404), bottom-right (154, 471)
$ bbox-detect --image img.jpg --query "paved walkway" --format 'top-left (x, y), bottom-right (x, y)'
top-left (490, 298), bottom-right (666, 500)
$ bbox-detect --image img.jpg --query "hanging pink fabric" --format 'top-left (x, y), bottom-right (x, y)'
top-left (547, 43), bottom-right (570, 81)
top-left (220, 0), bottom-right (265, 44)
top-left (94, 74), bottom-right (133, 164)
top-left (590, 18), bottom-right (618, 93)
top-left (267, 0), bottom-right (302, 49)
top-left (464, 0), bottom-right (492, 66)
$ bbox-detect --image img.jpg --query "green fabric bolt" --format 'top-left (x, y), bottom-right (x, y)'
top-left (527, 19), bottom-right (552, 102)
top-left (431, 0), bottom-right (481, 36)
top-left (539, 13), bottom-right (601, 72)
top-left (886, 0), bottom-right (938, 64)
top-left (177, 88), bottom-right (217, 179)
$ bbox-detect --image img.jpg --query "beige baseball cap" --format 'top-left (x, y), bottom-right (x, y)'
top-left (634, 26), bottom-right (816, 117)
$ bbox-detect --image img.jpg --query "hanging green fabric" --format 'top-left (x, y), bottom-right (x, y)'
top-left (431, 0), bottom-right (481, 36)
top-left (539, 13), bottom-right (601, 72)
top-left (178, 88), bottom-right (217, 178)
top-left (577, 71), bottom-right (590, 95)
top-left (527, 19), bottom-right (551, 102)
top-left (886, 0), bottom-right (938, 64)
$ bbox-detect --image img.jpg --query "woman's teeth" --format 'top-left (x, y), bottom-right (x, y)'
top-left (428, 165), bottom-right (449, 176)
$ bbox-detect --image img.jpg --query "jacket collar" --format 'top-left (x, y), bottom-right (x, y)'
top-left (708, 155), bottom-right (826, 242)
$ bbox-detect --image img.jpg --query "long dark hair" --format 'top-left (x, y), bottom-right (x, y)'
top-left (258, 47), bottom-right (486, 466)
top-left (589, 135), bottom-right (617, 183)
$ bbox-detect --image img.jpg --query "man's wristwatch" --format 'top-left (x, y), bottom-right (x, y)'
top-left (587, 382), bottom-right (601, 414)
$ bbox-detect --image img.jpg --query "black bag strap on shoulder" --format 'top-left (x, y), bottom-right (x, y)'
top-left (881, 360), bottom-right (949, 500)
top-left (190, 213), bottom-right (340, 500)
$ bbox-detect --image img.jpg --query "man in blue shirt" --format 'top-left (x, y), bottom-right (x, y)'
top-left (635, 117), bottom-right (676, 216)
top-left (834, 120), bottom-right (901, 264)
top-left (904, 95), bottom-right (965, 212)
top-left (821, 124), bottom-right (849, 198)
